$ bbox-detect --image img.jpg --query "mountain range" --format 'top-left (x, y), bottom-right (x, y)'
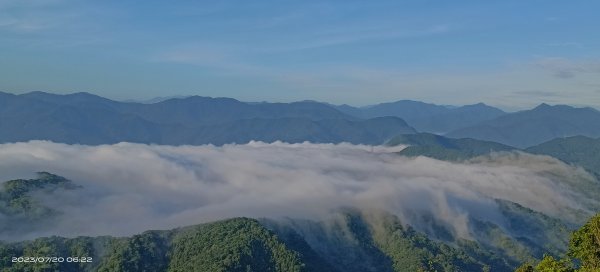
top-left (445, 104), bottom-right (600, 148)
top-left (336, 99), bottom-right (600, 148)
top-left (387, 133), bottom-right (600, 178)
top-left (0, 215), bottom-right (506, 272)
top-left (335, 100), bottom-right (506, 133)
top-left (0, 92), bottom-right (414, 145)
top-left (2, 91), bottom-right (600, 148)
top-left (1, 92), bottom-right (600, 271)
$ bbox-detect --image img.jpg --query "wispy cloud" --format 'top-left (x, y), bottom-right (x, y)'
top-left (512, 90), bottom-right (565, 98)
top-left (0, 0), bottom-right (115, 48)
top-left (266, 24), bottom-right (456, 52)
top-left (0, 0), bottom-right (70, 33)
top-left (149, 49), bottom-right (600, 109)
top-left (543, 42), bottom-right (584, 49)
top-left (534, 57), bottom-right (600, 79)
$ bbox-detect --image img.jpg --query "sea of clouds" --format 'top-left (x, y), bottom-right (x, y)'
top-left (0, 141), bottom-right (596, 241)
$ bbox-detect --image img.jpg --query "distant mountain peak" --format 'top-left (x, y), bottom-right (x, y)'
top-left (530, 103), bottom-right (586, 112)
top-left (533, 103), bottom-right (552, 109)
top-left (69, 91), bottom-right (96, 96)
top-left (447, 103), bottom-right (600, 148)
top-left (18, 91), bottom-right (118, 107)
top-left (296, 99), bottom-right (321, 103)
top-left (160, 95), bottom-right (242, 104)
top-left (532, 103), bottom-right (577, 111)
top-left (462, 102), bottom-right (504, 112)
top-left (0, 91), bottom-right (15, 97)
top-left (334, 100), bottom-right (506, 133)
top-left (22, 91), bottom-right (105, 99)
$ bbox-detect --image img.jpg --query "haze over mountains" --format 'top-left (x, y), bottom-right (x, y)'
top-left (1, 91), bottom-right (600, 271)
top-left (0, 92), bottom-right (414, 145)
top-left (1, 91), bottom-right (599, 148)
top-left (335, 100), bottom-right (506, 133)
top-left (446, 104), bottom-right (600, 148)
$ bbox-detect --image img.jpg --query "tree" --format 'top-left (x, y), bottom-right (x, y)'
top-left (515, 214), bottom-right (600, 272)
top-left (569, 214), bottom-right (600, 271)
top-left (534, 255), bottom-right (573, 272)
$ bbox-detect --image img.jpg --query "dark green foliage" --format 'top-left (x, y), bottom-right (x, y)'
top-left (97, 231), bottom-right (170, 272)
top-left (267, 210), bottom-right (511, 272)
top-left (468, 200), bottom-right (584, 270)
top-left (0, 218), bottom-right (306, 272)
top-left (167, 218), bottom-right (305, 272)
top-left (470, 218), bottom-right (535, 266)
top-left (0, 172), bottom-right (81, 233)
top-left (0, 243), bottom-right (18, 270)
top-left (515, 263), bottom-right (535, 272)
top-left (413, 200), bottom-right (574, 271)
top-left (266, 214), bottom-right (397, 272)
top-left (515, 213), bottom-right (600, 272)
top-left (495, 200), bottom-right (571, 258)
top-left (386, 133), bottom-right (516, 161)
top-left (0, 212), bottom-right (525, 272)
top-left (569, 214), bottom-right (600, 271)
top-left (458, 239), bottom-right (514, 272)
top-left (1, 236), bottom-right (101, 272)
top-left (0, 172), bottom-right (80, 212)
top-left (369, 212), bottom-right (500, 272)
top-left (515, 256), bottom-right (576, 272)
top-left (535, 255), bottom-right (575, 272)
top-left (260, 221), bottom-right (340, 272)
top-left (322, 212), bottom-right (395, 272)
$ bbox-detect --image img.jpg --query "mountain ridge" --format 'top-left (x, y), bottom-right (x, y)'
top-left (335, 100), bottom-right (506, 133)
top-left (386, 133), bottom-right (517, 161)
top-left (0, 92), bottom-right (414, 145)
top-left (446, 103), bottom-right (600, 148)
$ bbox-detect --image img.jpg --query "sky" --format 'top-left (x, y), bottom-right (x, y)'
top-left (1, 0), bottom-right (599, 110)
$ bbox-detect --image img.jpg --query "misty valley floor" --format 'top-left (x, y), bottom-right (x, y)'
top-left (0, 141), bottom-right (598, 271)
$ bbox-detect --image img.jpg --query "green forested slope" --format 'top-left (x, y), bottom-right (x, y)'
top-left (0, 218), bottom-right (309, 272)
top-left (386, 133), bottom-right (516, 161)
top-left (515, 213), bottom-right (600, 272)
top-left (0, 172), bottom-right (81, 235)
top-left (526, 135), bottom-right (600, 178)
top-left (0, 213), bottom-right (519, 272)
top-left (0, 173), bottom-right (584, 272)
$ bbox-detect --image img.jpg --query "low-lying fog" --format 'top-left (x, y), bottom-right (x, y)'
top-left (0, 141), bottom-right (595, 241)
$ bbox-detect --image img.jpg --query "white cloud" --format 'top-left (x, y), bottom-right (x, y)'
top-left (0, 141), bottom-right (596, 242)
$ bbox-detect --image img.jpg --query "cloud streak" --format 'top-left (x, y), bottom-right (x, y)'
top-left (0, 141), bottom-right (596, 241)
top-left (534, 57), bottom-right (600, 79)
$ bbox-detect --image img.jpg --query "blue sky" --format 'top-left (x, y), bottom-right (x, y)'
top-left (1, 0), bottom-right (599, 110)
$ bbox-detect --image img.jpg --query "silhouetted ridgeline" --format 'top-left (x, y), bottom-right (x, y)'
top-left (0, 92), bottom-right (414, 145)
top-left (2, 92), bottom-right (599, 148)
